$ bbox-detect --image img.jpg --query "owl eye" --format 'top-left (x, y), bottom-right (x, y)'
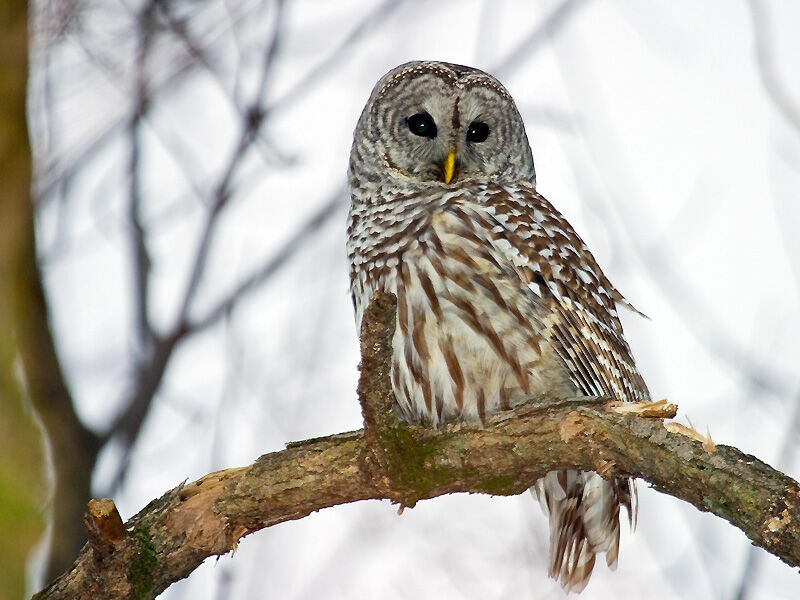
top-left (406, 112), bottom-right (437, 138)
top-left (466, 121), bottom-right (490, 143)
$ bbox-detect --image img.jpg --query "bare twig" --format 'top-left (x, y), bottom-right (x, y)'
top-left (128, 1), bottom-right (156, 351)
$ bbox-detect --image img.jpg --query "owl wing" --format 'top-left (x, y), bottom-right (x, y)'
top-left (476, 183), bottom-right (650, 404)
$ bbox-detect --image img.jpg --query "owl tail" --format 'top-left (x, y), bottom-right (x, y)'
top-left (533, 470), bottom-right (636, 593)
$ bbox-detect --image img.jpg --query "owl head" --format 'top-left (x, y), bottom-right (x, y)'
top-left (349, 61), bottom-right (535, 194)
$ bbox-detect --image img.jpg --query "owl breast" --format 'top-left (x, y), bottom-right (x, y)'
top-left (348, 184), bottom-right (575, 425)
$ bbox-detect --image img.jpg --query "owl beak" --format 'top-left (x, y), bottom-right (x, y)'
top-left (443, 151), bottom-right (456, 184)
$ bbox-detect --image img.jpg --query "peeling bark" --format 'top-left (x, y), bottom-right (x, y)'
top-left (34, 293), bottom-right (800, 599)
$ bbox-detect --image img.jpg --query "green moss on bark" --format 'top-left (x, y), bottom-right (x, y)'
top-left (127, 527), bottom-right (157, 599)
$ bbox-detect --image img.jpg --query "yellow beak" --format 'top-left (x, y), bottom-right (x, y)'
top-left (443, 151), bottom-right (456, 184)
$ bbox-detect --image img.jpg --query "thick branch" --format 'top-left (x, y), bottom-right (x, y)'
top-left (35, 294), bottom-right (800, 599)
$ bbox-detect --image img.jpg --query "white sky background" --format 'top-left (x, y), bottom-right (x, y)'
top-left (31, 0), bottom-right (800, 598)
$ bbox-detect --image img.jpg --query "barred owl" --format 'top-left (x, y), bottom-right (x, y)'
top-left (346, 61), bottom-right (649, 593)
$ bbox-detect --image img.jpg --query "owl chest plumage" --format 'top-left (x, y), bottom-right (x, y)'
top-left (348, 182), bottom-right (576, 425)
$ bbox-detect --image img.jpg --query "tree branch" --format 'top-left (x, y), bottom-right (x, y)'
top-left (35, 293), bottom-right (800, 599)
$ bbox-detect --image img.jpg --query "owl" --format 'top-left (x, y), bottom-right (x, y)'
top-left (346, 61), bottom-right (649, 593)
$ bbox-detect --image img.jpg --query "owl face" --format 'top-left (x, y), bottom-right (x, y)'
top-left (350, 61), bottom-right (535, 191)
